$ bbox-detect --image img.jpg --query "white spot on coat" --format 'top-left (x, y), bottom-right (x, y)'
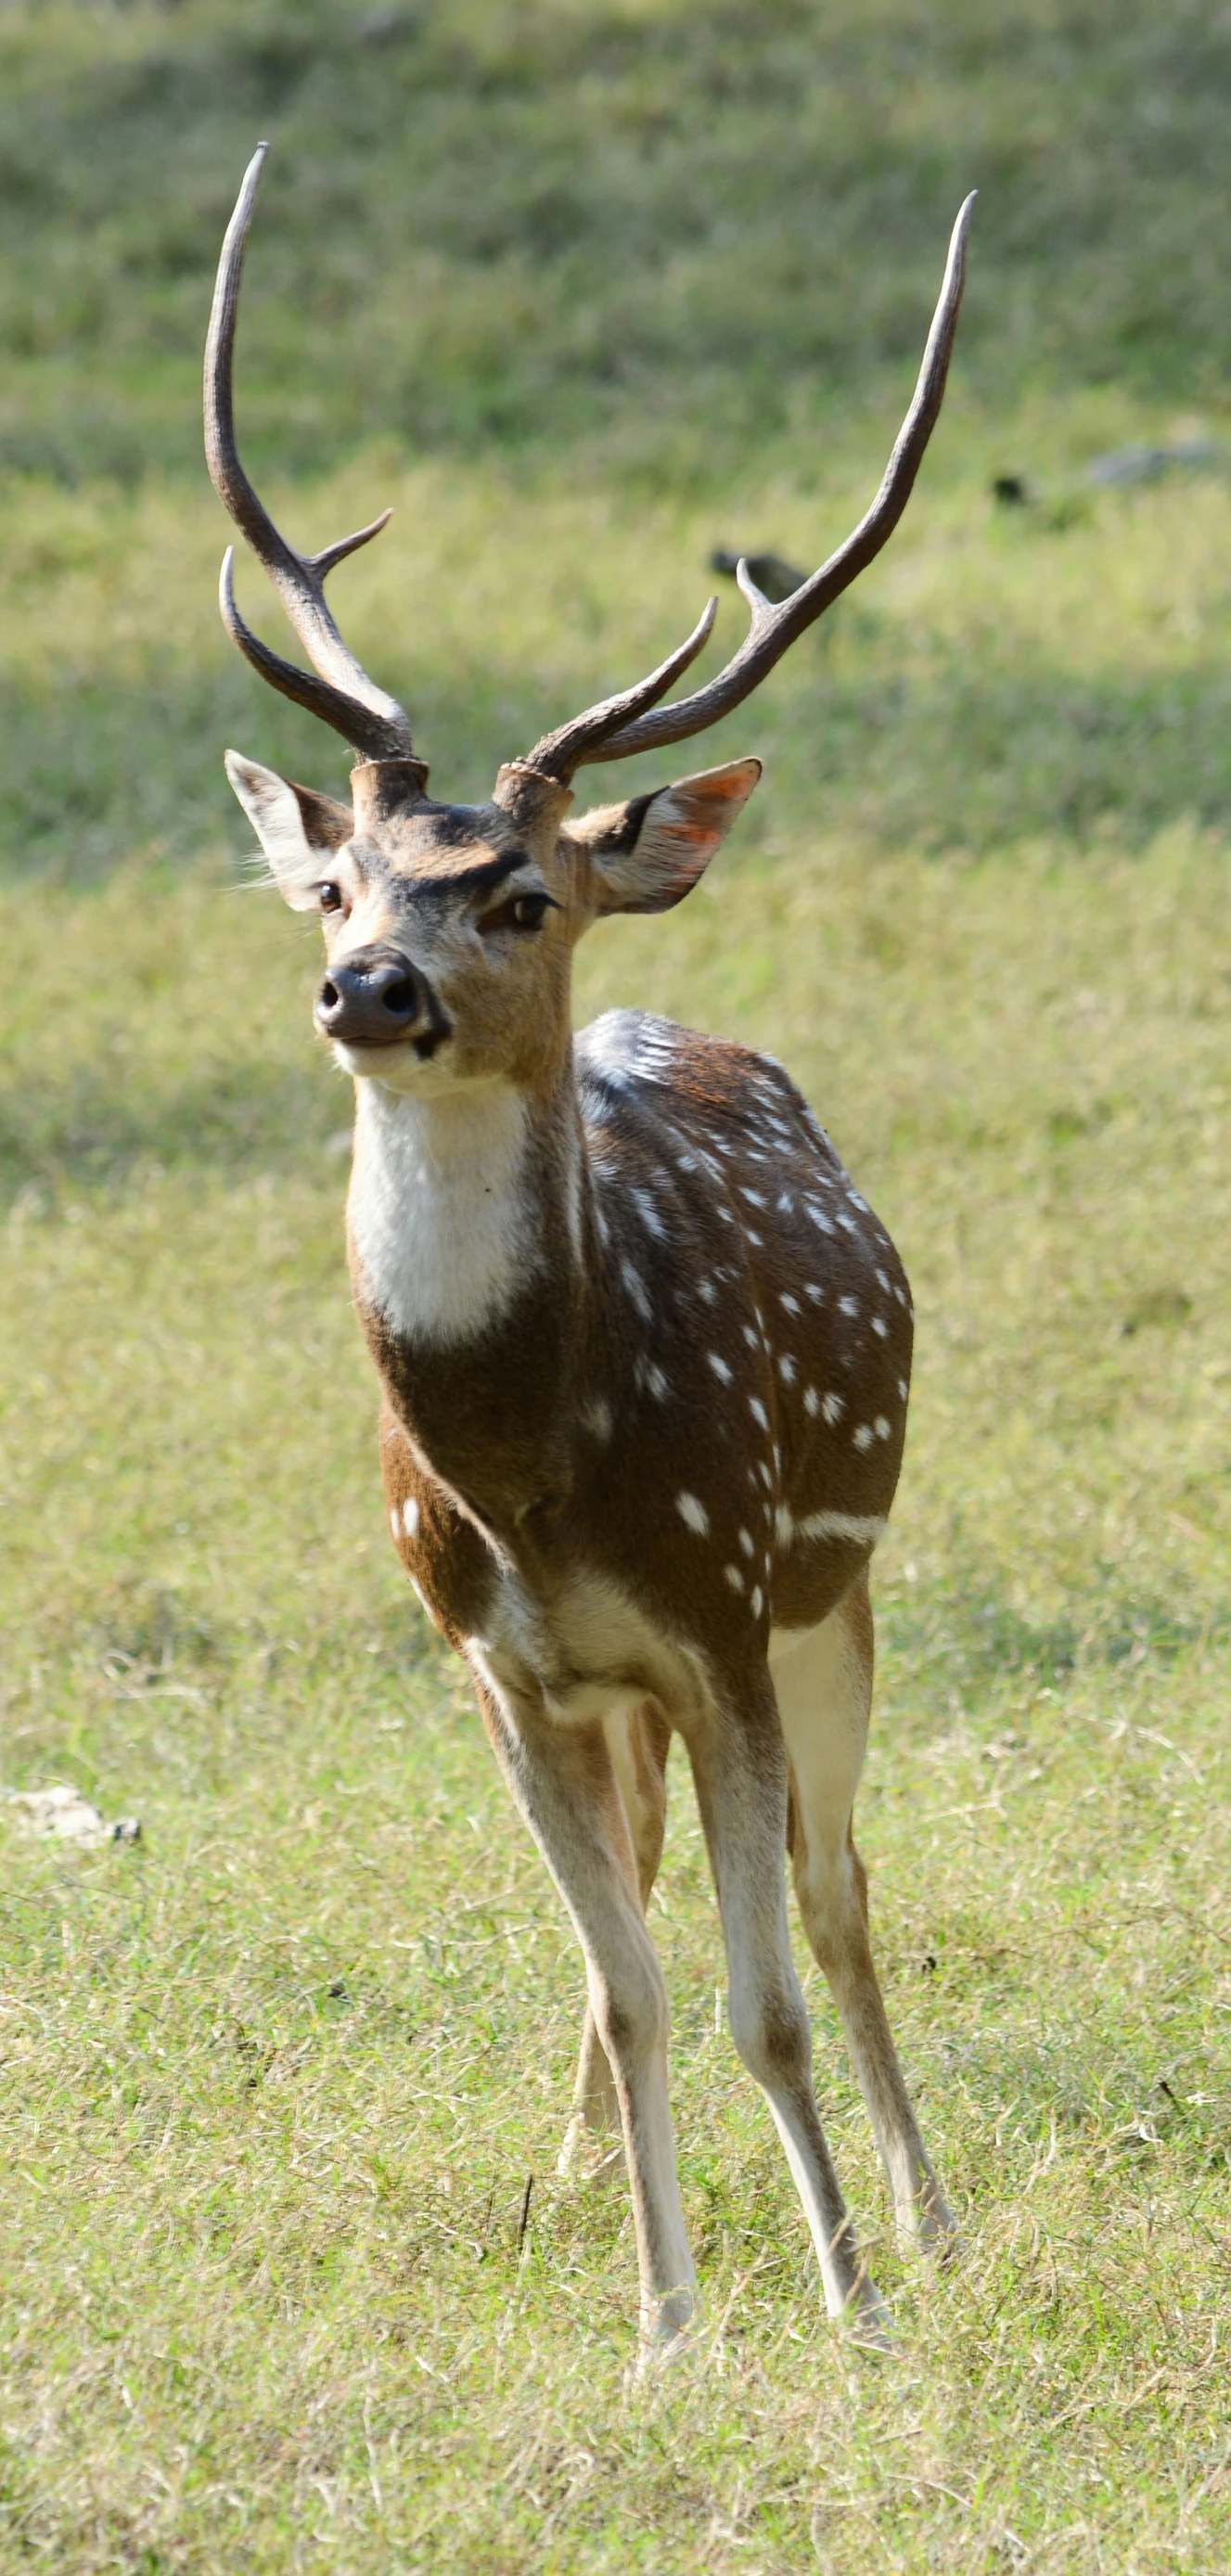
top-left (708, 1352), bottom-right (734, 1384)
top-left (676, 1492), bottom-right (710, 1535)
top-left (404, 1496), bottom-right (420, 1539)
top-left (724, 1564), bottom-right (745, 1594)
top-left (853, 1424), bottom-right (874, 1451)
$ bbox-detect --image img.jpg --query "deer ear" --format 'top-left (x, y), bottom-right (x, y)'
top-left (224, 751), bottom-right (353, 911)
top-left (568, 758), bottom-right (762, 916)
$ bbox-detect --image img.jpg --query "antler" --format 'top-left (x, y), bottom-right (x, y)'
top-left (205, 143), bottom-right (418, 765)
top-left (520, 193), bottom-right (976, 784)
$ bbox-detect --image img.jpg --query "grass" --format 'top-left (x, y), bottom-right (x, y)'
top-left (2, 2), bottom-right (1231, 2570)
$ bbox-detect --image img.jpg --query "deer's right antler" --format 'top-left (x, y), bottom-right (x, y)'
top-left (205, 144), bottom-right (420, 768)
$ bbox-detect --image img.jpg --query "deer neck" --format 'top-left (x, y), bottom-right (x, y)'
top-left (347, 1060), bottom-right (586, 1359)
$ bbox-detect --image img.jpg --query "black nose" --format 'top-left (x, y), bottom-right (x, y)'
top-left (314, 946), bottom-right (429, 1047)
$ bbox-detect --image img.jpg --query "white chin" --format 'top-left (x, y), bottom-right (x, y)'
top-left (331, 1039), bottom-right (461, 1096)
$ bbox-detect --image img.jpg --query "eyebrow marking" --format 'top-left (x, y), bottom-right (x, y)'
top-left (398, 851), bottom-right (534, 904)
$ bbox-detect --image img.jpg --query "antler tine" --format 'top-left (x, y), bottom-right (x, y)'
top-left (518, 594), bottom-right (719, 787)
top-left (205, 143), bottom-right (417, 763)
top-left (524, 195), bottom-right (975, 780)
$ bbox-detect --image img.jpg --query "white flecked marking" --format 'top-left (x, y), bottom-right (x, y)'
top-left (698, 1277), bottom-right (717, 1304)
top-left (823, 1392), bottom-right (845, 1425)
top-left (740, 1185), bottom-right (767, 1209)
top-left (778, 1354), bottom-right (797, 1385)
top-left (853, 1424), bottom-right (874, 1451)
top-left (898, 1377), bottom-right (909, 1400)
top-left (839, 1295), bottom-right (859, 1318)
top-left (876, 1267), bottom-right (891, 1292)
top-left (632, 1186), bottom-right (667, 1239)
top-left (622, 1260), bottom-right (652, 1320)
top-left (775, 1503), bottom-right (795, 1544)
top-left (708, 1352), bottom-right (734, 1384)
top-left (779, 1292), bottom-right (801, 1316)
top-left (676, 1492), bottom-right (710, 1535)
top-left (759, 1462), bottom-right (774, 1491)
top-left (872, 1315), bottom-right (888, 1339)
top-left (804, 1283), bottom-right (824, 1303)
top-left (390, 1509), bottom-right (400, 1542)
top-left (724, 1564), bottom-right (746, 1594)
top-left (647, 1365), bottom-right (671, 1401)
top-left (747, 1227), bottom-right (763, 1246)
top-left (581, 1396), bottom-right (613, 1442)
top-left (803, 1385), bottom-right (820, 1417)
top-left (875, 1415), bottom-right (891, 1440)
top-left (750, 1585), bottom-right (763, 1620)
top-left (750, 1396), bottom-right (769, 1430)
top-left (404, 1496), bottom-right (420, 1539)
top-left (738, 1527), bottom-right (755, 1558)
top-left (793, 1509), bottom-right (887, 1546)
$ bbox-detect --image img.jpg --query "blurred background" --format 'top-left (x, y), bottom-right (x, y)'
top-left (3, 0), bottom-right (1231, 865)
top-left (1, 9), bottom-right (1229, 2570)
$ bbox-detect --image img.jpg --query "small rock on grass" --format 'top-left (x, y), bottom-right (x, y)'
top-left (3, 1785), bottom-right (141, 1849)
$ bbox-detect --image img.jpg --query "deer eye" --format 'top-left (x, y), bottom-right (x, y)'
top-left (319, 881), bottom-right (344, 914)
top-left (477, 891), bottom-right (556, 936)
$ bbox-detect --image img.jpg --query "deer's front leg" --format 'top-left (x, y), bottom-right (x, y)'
top-left (686, 1677), bottom-right (889, 2340)
top-left (559, 1700), bottom-right (672, 2184)
top-left (475, 1678), bottom-right (696, 2350)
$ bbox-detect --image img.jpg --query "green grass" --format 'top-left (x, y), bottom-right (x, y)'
top-left (3, 3), bottom-right (1231, 2570)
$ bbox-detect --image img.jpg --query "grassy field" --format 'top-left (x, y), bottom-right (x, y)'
top-left (3, 3), bottom-right (1231, 2570)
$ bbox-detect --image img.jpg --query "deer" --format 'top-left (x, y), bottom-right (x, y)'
top-left (206, 144), bottom-right (973, 2356)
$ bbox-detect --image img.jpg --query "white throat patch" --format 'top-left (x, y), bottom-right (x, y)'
top-left (348, 1080), bottom-right (535, 1345)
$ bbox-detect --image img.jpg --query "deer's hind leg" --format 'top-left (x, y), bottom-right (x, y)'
top-left (558, 1700), bottom-right (672, 2182)
top-left (772, 1569), bottom-right (955, 2254)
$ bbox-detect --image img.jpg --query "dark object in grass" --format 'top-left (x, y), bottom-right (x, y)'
top-left (517, 2174), bottom-right (534, 2250)
top-left (1121, 1285), bottom-right (1193, 1336)
top-left (358, 6), bottom-right (420, 40)
top-left (709, 546), bottom-right (808, 601)
top-left (992, 474), bottom-right (1032, 506)
top-left (1086, 441), bottom-right (1220, 487)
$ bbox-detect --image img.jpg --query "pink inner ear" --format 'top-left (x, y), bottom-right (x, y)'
top-left (607, 759), bottom-right (761, 914)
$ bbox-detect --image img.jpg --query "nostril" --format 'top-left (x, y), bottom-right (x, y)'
top-left (382, 976), bottom-right (417, 1018)
top-left (319, 980), bottom-right (340, 1012)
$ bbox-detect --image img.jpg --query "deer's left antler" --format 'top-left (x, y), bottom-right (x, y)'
top-left (519, 193), bottom-right (975, 785)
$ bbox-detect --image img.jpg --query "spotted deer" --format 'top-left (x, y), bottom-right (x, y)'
top-left (207, 146), bottom-right (973, 2352)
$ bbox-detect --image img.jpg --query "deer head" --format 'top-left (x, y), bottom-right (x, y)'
top-left (208, 146), bottom-right (972, 1100)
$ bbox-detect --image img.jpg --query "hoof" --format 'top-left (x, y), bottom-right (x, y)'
top-left (897, 2192), bottom-right (963, 2265)
top-left (631, 2287), bottom-right (703, 2381)
top-left (844, 2275), bottom-right (894, 2352)
top-left (557, 2112), bottom-right (624, 2185)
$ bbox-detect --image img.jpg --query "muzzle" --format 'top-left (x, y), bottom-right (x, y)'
top-left (314, 944), bottom-right (448, 1054)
